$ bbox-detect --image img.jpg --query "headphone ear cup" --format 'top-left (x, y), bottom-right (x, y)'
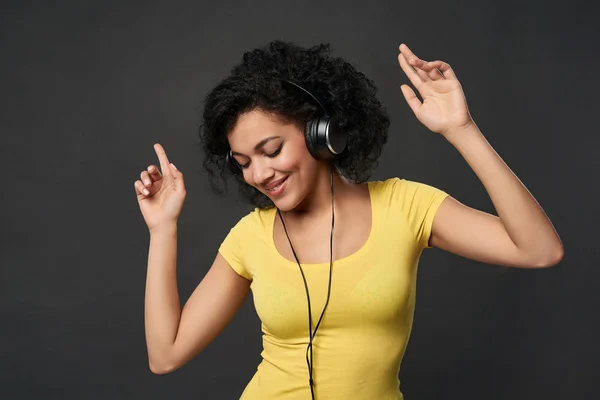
top-left (226, 150), bottom-right (242, 176)
top-left (305, 115), bottom-right (346, 160)
top-left (304, 118), bottom-right (321, 159)
top-left (324, 115), bottom-right (347, 156)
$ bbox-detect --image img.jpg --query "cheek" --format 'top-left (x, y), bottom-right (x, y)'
top-left (277, 153), bottom-right (303, 171)
top-left (243, 147), bottom-right (310, 184)
top-left (278, 142), bottom-right (314, 172)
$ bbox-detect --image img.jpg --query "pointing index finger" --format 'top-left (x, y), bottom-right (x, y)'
top-left (154, 143), bottom-right (171, 175)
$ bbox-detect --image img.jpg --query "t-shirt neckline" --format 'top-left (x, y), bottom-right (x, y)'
top-left (267, 181), bottom-right (377, 267)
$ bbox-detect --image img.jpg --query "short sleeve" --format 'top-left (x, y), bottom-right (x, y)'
top-left (390, 178), bottom-right (449, 249)
top-left (218, 218), bottom-right (253, 281)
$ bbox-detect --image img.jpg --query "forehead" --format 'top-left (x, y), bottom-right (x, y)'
top-left (228, 110), bottom-right (300, 150)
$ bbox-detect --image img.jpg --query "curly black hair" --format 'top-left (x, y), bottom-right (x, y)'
top-left (199, 40), bottom-right (390, 209)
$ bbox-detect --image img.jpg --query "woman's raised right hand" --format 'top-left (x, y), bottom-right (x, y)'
top-left (134, 143), bottom-right (187, 232)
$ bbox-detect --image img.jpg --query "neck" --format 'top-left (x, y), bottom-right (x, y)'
top-left (283, 164), bottom-right (349, 218)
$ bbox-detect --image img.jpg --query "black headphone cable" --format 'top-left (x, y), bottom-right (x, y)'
top-left (277, 165), bottom-right (335, 400)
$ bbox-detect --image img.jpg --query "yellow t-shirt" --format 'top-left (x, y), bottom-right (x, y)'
top-left (219, 177), bottom-right (448, 400)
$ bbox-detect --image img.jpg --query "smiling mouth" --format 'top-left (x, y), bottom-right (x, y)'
top-left (264, 177), bottom-right (288, 194)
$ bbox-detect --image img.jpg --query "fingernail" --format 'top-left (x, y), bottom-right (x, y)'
top-left (143, 189), bottom-right (149, 195)
top-left (170, 163), bottom-right (177, 170)
top-left (144, 179), bottom-right (151, 185)
top-left (148, 166), bottom-right (154, 171)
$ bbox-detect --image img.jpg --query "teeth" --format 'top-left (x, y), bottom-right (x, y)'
top-left (267, 180), bottom-right (285, 192)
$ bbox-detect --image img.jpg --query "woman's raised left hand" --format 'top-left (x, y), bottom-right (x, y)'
top-left (398, 43), bottom-right (474, 136)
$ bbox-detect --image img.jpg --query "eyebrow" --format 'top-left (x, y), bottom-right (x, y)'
top-left (231, 136), bottom-right (281, 156)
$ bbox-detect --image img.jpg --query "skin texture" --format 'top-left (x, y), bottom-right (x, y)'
top-left (396, 44), bottom-right (563, 267)
top-left (134, 43), bottom-right (564, 375)
top-left (228, 111), bottom-right (357, 216)
top-left (228, 110), bottom-right (373, 264)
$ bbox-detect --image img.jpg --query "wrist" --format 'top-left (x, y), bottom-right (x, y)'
top-left (443, 120), bottom-right (480, 145)
top-left (149, 221), bottom-right (178, 236)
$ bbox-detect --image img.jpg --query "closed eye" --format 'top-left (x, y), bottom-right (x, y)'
top-left (240, 144), bottom-right (283, 169)
top-left (266, 144), bottom-right (283, 158)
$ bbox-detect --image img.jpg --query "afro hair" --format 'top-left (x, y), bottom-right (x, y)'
top-left (199, 40), bottom-right (390, 208)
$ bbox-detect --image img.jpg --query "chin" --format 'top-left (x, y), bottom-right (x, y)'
top-left (272, 190), bottom-right (307, 212)
top-left (271, 195), bottom-right (299, 212)
top-left (258, 175), bottom-right (295, 211)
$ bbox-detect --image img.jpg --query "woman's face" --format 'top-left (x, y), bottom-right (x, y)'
top-left (228, 109), bottom-right (321, 211)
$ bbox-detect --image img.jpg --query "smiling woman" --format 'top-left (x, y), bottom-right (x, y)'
top-left (199, 40), bottom-right (390, 209)
top-left (134, 40), bottom-right (563, 400)
top-left (228, 110), bottom-right (331, 211)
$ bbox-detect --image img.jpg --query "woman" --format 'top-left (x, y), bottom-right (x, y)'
top-left (134, 41), bottom-right (563, 399)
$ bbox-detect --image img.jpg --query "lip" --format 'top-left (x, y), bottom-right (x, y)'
top-left (263, 176), bottom-right (288, 197)
top-left (263, 176), bottom-right (288, 190)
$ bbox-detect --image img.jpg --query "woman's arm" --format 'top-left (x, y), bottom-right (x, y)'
top-left (397, 44), bottom-right (563, 267)
top-left (145, 222), bottom-right (250, 374)
top-left (429, 124), bottom-right (563, 268)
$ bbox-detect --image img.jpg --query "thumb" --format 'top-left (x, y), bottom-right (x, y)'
top-left (169, 163), bottom-right (186, 191)
top-left (400, 84), bottom-right (421, 117)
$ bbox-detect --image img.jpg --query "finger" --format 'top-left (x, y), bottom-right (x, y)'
top-left (427, 60), bottom-right (456, 80)
top-left (400, 44), bottom-right (446, 81)
top-left (169, 163), bottom-right (186, 193)
top-left (147, 165), bottom-right (162, 181)
top-left (399, 47), bottom-right (432, 82)
top-left (134, 180), bottom-right (151, 196)
top-left (140, 170), bottom-right (152, 187)
top-left (412, 60), bottom-right (432, 82)
top-left (399, 43), bottom-right (427, 69)
top-left (400, 84), bottom-right (422, 116)
top-left (406, 56), bottom-right (440, 82)
top-left (154, 143), bottom-right (171, 176)
top-left (398, 52), bottom-right (423, 89)
top-left (426, 64), bottom-right (445, 81)
top-left (418, 61), bottom-right (445, 80)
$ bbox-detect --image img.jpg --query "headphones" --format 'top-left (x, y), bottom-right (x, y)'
top-left (226, 79), bottom-right (347, 175)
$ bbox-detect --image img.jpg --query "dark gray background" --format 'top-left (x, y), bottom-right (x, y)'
top-left (1, 0), bottom-right (598, 399)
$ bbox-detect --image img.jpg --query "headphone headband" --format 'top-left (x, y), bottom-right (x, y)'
top-left (226, 78), bottom-right (346, 175)
top-left (280, 79), bottom-right (329, 115)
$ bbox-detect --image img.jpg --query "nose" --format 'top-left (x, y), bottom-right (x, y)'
top-left (248, 157), bottom-right (275, 186)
